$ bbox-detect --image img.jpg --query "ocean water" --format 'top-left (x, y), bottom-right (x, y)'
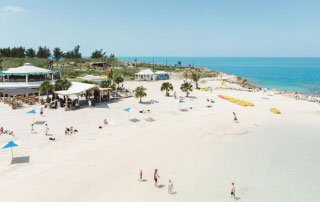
top-left (119, 57), bottom-right (320, 97)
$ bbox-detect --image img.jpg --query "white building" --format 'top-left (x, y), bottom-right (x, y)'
top-left (0, 63), bottom-right (61, 89)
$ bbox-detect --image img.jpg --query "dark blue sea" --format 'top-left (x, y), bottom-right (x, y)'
top-left (119, 57), bottom-right (320, 97)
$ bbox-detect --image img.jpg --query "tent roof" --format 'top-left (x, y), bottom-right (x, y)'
top-left (55, 82), bottom-right (98, 96)
top-left (135, 69), bottom-right (154, 75)
top-left (1, 63), bottom-right (59, 75)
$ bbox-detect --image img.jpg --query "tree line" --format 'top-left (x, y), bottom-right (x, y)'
top-left (0, 45), bottom-right (114, 60)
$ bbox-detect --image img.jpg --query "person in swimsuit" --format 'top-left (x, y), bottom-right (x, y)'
top-left (154, 169), bottom-right (160, 187)
top-left (168, 180), bottom-right (174, 194)
top-left (231, 182), bottom-right (235, 199)
top-left (31, 124), bottom-right (34, 134)
top-left (139, 170), bottom-right (143, 181)
top-left (233, 112), bottom-right (238, 123)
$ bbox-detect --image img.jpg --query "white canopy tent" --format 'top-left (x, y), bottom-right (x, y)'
top-left (135, 69), bottom-right (156, 81)
top-left (55, 82), bottom-right (98, 96)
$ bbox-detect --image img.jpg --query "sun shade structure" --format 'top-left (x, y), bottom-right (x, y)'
top-left (2, 141), bottom-right (19, 159)
top-left (55, 82), bottom-right (99, 96)
top-left (27, 109), bottom-right (36, 123)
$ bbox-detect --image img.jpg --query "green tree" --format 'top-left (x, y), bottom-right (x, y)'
top-left (91, 49), bottom-right (106, 58)
top-left (37, 46), bottom-right (51, 58)
top-left (53, 47), bottom-right (64, 61)
top-left (26, 48), bottom-right (36, 58)
top-left (64, 45), bottom-right (81, 59)
top-left (114, 74), bottom-right (124, 89)
top-left (180, 82), bottom-right (193, 97)
top-left (39, 80), bottom-right (54, 97)
top-left (99, 79), bottom-right (112, 88)
top-left (0, 58), bottom-right (3, 71)
top-left (177, 61), bottom-right (182, 67)
top-left (160, 82), bottom-right (173, 96)
top-left (54, 79), bottom-right (71, 91)
top-left (134, 86), bottom-right (147, 103)
top-left (191, 72), bottom-right (201, 89)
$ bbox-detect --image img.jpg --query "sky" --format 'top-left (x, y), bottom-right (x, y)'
top-left (0, 0), bottom-right (320, 57)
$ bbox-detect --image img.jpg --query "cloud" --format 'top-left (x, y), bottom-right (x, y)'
top-left (3, 5), bottom-right (24, 13)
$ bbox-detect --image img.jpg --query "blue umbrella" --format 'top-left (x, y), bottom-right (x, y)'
top-left (124, 108), bottom-right (132, 119)
top-left (27, 109), bottom-right (36, 124)
top-left (27, 109), bottom-right (36, 114)
top-left (2, 141), bottom-right (19, 159)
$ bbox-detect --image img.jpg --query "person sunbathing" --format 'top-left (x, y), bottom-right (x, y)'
top-left (65, 128), bottom-right (70, 135)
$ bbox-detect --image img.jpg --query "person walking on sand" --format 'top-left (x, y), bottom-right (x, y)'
top-left (40, 107), bottom-right (44, 116)
top-left (154, 169), bottom-right (160, 187)
top-left (139, 170), bottom-right (143, 181)
top-left (168, 180), bottom-right (174, 194)
top-left (45, 123), bottom-right (49, 136)
top-left (231, 182), bottom-right (235, 199)
top-left (233, 112), bottom-right (238, 123)
top-left (31, 124), bottom-right (34, 134)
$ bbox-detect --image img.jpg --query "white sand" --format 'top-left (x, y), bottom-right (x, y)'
top-left (0, 78), bottom-right (320, 202)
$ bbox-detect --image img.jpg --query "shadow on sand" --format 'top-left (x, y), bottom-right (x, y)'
top-left (11, 156), bottom-right (30, 164)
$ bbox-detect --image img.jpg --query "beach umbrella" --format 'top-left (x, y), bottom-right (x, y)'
top-left (2, 141), bottom-right (19, 159)
top-left (27, 109), bottom-right (36, 124)
top-left (124, 107), bottom-right (132, 119)
top-left (177, 99), bottom-right (185, 109)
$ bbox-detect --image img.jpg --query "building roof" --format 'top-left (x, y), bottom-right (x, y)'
top-left (0, 63), bottom-right (59, 75)
top-left (135, 69), bottom-right (154, 75)
top-left (55, 82), bottom-right (99, 96)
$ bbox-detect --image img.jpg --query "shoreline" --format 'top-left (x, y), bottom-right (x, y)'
top-left (1, 76), bottom-right (320, 202)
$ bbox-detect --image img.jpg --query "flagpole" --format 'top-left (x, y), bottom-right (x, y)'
top-left (11, 147), bottom-right (13, 159)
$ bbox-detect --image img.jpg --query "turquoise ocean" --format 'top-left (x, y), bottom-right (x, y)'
top-left (119, 57), bottom-right (320, 97)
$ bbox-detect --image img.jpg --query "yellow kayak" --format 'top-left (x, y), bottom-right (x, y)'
top-left (218, 95), bottom-right (254, 107)
top-left (270, 108), bottom-right (281, 114)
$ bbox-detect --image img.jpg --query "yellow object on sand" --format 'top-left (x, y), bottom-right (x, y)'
top-left (270, 108), bottom-right (281, 114)
top-left (218, 95), bottom-right (254, 107)
top-left (221, 80), bottom-right (226, 86)
top-left (200, 88), bottom-right (209, 91)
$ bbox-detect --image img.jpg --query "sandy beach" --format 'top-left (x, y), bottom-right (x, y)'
top-left (1, 77), bottom-right (320, 202)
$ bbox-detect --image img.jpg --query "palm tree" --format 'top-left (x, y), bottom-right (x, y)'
top-left (134, 86), bottom-right (147, 103)
top-left (183, 70), bottom-right (189, 82)
top-left (114, 74), bottom-right (124, 89)
top-left (99, 79), bottom-right (112, 88)
top-left (39, 80), bottom-right (54, 97)
top-left (180, 82), bottom-right (193, 97)
top-left (191, 72), bottom-right (201, 89)
top-left (160, 82), bottom-right (173, 96)
top-left (54, 79), bottom-right (71, 91)
top-left (108, 69), bottom-right (114, 81)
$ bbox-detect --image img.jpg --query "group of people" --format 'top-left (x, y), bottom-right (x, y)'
top-left (65, 126), bottom-right (78, 135)
top-left (0, 126), bottom-right (14, 136)
top-left (139, 169), bottom-right (174, 194)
